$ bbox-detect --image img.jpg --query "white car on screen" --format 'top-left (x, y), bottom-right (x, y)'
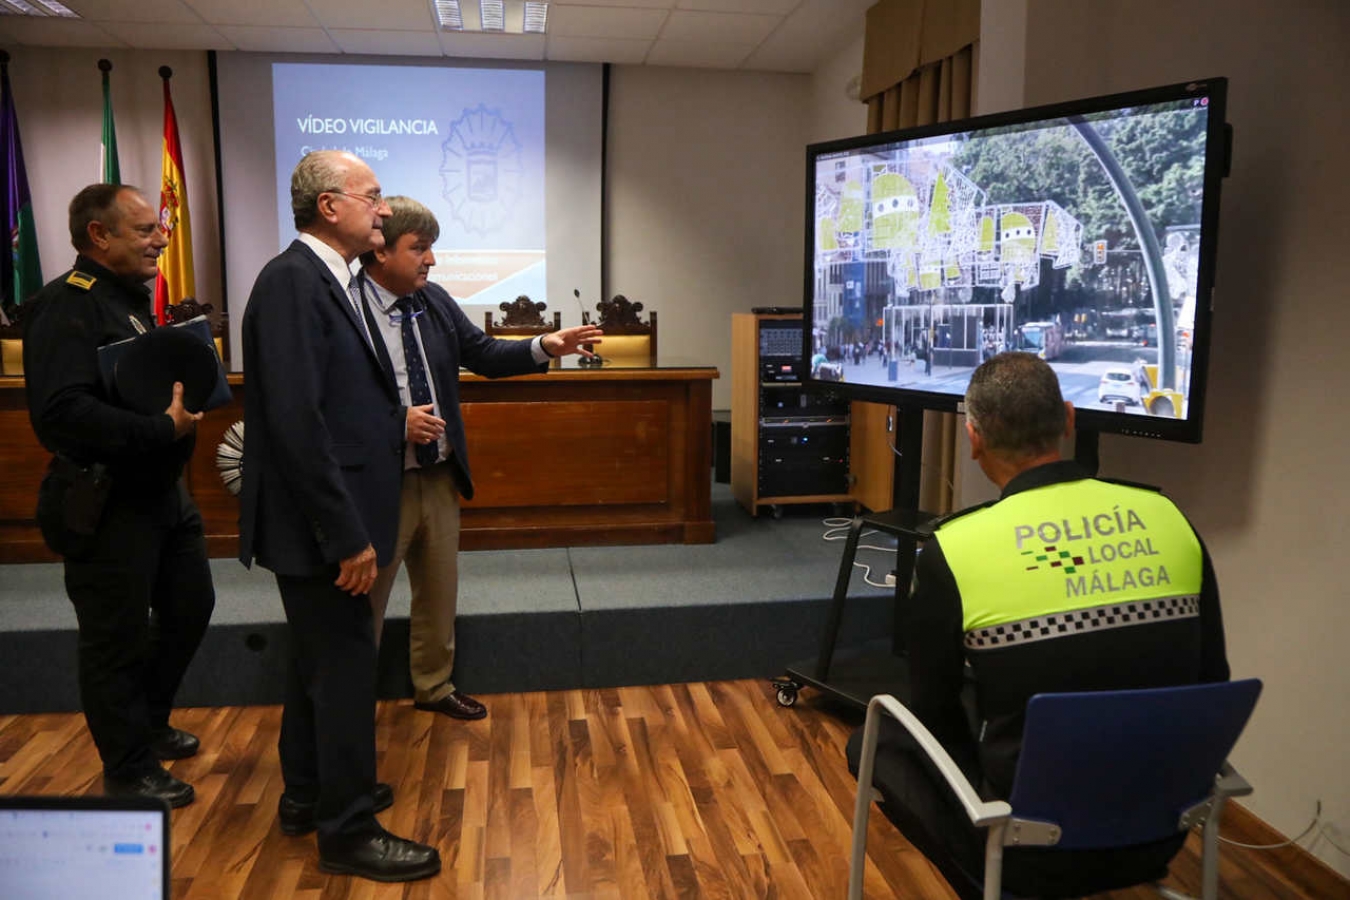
top-left (1097, 367), bottom-right (1142, 406)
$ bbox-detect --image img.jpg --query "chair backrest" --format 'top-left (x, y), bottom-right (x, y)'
top-left (484, 295), bottom-right (561, 340)
top-left (485, 296), bottom-right (561, 366)
top-left (583, 294), bottom-right (656, 363)
top-left (1008, 678), bottom-right (1262, 849)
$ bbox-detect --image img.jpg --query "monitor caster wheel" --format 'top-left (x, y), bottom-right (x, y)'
top-left (771, 678), bottom-right (800, 707)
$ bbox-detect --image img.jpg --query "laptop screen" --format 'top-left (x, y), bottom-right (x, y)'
top-left (0, 796), bottom-right (170, 899)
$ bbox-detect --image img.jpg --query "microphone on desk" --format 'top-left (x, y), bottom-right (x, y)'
top-left (573, 287), bottom-right (603, 366)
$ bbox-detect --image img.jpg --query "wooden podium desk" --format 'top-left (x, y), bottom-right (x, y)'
top-left (0, 360), bottom-right (718, 563)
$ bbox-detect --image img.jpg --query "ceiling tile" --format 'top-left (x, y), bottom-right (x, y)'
top-left (545, 35), bottom-right (650, 64)
top-left (213, 25), bottom-right (340, 53)
top-left (661, 9), bottom-right (777, 44)
top-left (438, 32), bottom-right (546, 61)
top-left (61, 0), bottom-right (203, 24)
top-left (330, 28), bottom-right (445, 56)
top-left (675, 0), bottom-right (796, 13)
top-left (95, 21), bottom-right (234, 49)
top-left (744, 0), bottom-right (868, 72)
top-left (0, 17), bottom-right (127, 47)
top-left (549, 5), bottom-right (667, 39)
top-left (645, 38), bottom-right (753, 69)
top-left (303, 0), bottom-right (435, 31)
top-left (179, 0), bottom-right (318, 28)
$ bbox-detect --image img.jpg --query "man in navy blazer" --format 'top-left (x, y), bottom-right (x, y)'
top-left (358, 195), bottom-right (602, 722)
top-left (239, 151), bottom-right (439, 882)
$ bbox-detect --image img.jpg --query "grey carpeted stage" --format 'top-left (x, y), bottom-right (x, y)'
top-left (0, 483), bottom-right (900, 714)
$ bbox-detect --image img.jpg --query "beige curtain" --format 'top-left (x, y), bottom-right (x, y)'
top-left (850, 0), bottom-right (978, 516)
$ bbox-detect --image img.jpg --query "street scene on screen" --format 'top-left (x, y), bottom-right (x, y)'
top-left (810, 95), bottom-right (1212, 421)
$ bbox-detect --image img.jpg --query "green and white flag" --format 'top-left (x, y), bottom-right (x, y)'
top-left (100, 58), bottom-right (120, 183)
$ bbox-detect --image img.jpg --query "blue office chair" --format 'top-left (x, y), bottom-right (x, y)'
top-left (848, 679), bottom-right (1262, 900)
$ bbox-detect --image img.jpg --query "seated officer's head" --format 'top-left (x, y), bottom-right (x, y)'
top-left (964, 351), bottom-right (1074, 486)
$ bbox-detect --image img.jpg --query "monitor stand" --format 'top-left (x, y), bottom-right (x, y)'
top-left (1075, 427), bottom-right (1100, 477)
top-left (772, 406), bottom-right (931, 711)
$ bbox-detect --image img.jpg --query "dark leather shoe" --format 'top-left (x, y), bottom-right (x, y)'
top-left (104, 767), bottom-right (195, 809)
top-left (278, 782), bottom-right (394, 836)
top-left (414, 690), bottom-right (487, 720)
top-left (318, 827), bottom-right (441, 882)
top-left (150, 727), bottom-right (200, 760)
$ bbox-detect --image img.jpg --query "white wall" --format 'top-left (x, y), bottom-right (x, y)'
top-left (808, 33), bottom-right (868, 145)
top-left (5, 47), bottom-right (222, 319)
top-left (605, 66), bottom-right (810, 410)
top-left (993, 0), bottom-right (1350, 876)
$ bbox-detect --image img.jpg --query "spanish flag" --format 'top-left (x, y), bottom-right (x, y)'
top-left (153, 66), bottom-right (193, 325)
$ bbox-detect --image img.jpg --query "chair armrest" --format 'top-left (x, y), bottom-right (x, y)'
top-left (849, 694), bottom-right (1014, 900)
top-left (857, 694), bottom-right (1012, 828)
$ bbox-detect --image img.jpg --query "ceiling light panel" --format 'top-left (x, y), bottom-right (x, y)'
top-left (479, 0), bottom-right (503, 31)
top-left (434, 0), bottom-right (463, 30)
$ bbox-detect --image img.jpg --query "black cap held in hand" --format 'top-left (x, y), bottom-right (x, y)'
top-left (114, 327), bottom-right (220, 415)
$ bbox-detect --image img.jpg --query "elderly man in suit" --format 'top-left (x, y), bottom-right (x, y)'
top-left (239, 151), bottom-right (438, 882)
top-left (355, 196), bottom-right (601, 721)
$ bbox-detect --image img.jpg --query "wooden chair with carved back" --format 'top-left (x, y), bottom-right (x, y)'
top-left (582, 294), bottom-right (656, 364)
top-left (485, 295), bottom-right (562, 367)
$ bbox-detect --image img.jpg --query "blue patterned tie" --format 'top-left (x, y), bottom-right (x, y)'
top-left (396, 296), bottom-right (440, 468)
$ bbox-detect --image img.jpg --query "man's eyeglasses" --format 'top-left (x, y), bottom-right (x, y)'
top-left (326, 189), bottom-right (384, 208)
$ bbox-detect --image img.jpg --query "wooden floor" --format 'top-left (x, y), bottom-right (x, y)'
top-left (0, 679), bottom-right (1338, 899)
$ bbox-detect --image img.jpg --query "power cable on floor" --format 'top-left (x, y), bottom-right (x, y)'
top-left (1218, 800), bottom-right (1320, 850)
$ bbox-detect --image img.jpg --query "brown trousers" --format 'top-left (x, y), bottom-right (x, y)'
top-left (368, 463), bottom-right (461, 704)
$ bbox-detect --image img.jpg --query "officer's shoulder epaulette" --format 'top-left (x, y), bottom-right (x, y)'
top-left (927, 499), bottom-right (997, 533)
top-left (64, 270), bottom-right (97, 292)
top-left (1096, 476), bottom-right (1163, 493)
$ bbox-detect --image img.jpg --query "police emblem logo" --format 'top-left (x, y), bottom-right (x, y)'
top-left (439, 104), bottom-right (524, 236)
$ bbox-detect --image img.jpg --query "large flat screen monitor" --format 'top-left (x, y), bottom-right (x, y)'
top-left (803, 78), bottom-right (1229, 442)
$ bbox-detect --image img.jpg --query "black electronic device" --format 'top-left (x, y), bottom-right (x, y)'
top-left (802, 77), bottom-right (1229, 443)
top-left (758, 321), bottom-right (804, 382)
top-left (758, 420), bottom-right (849, 496)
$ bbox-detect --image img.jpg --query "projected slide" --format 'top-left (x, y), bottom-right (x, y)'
top-left (272, 63), bottom-right (546, 306)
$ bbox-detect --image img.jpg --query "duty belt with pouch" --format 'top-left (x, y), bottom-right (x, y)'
top-left (49, 453), bottom-right (113, 536)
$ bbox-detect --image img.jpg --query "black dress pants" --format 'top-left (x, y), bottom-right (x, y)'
top-left (63, 480), bottom-right (215, 778)
top-left (275, 573), bottom-right (380, 839)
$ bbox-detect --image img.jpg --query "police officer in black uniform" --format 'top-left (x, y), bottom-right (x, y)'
top-left (23, 184), bottom-right (216, 808)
